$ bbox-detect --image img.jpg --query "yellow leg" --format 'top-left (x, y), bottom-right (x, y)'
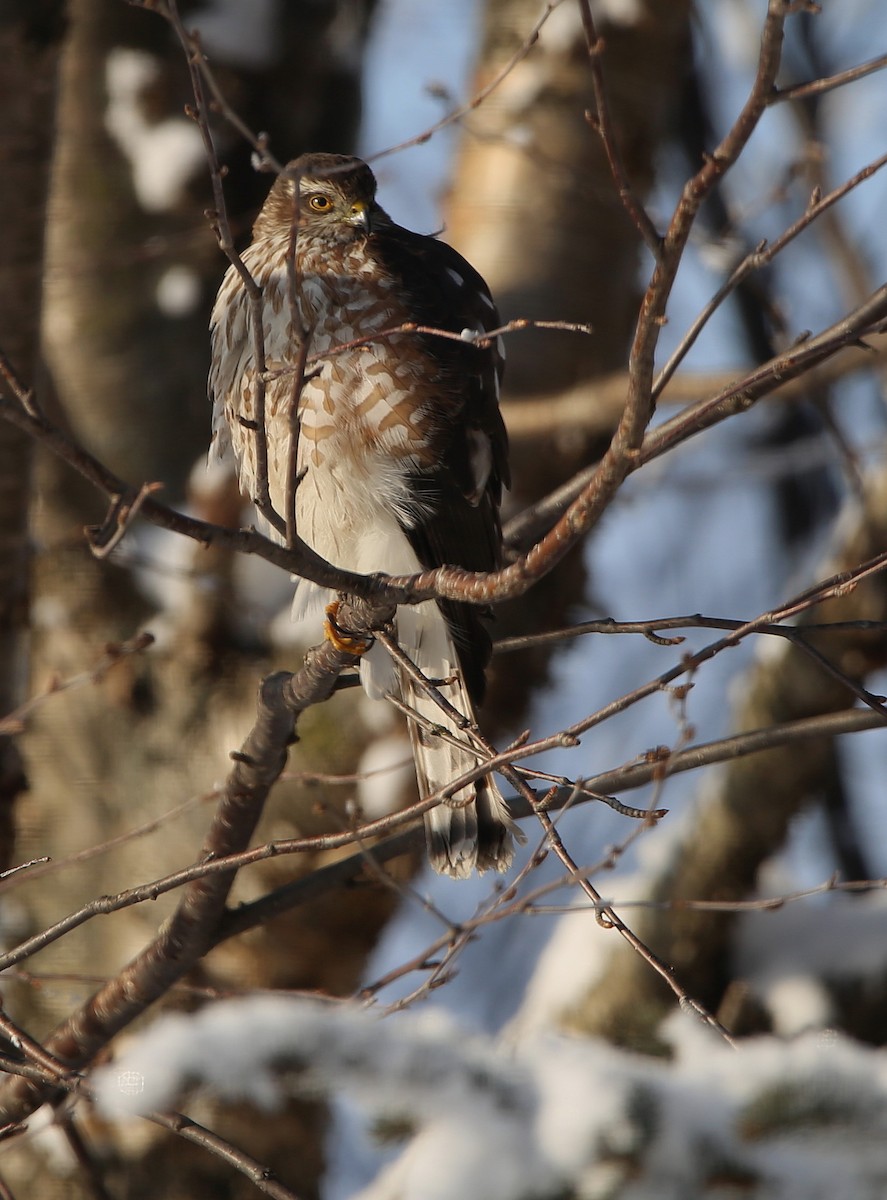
top-left (323, 599), bottom-right (373, 655)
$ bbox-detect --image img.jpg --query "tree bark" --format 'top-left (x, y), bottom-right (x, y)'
top-left (445, 0), bottom-right (693, 728)
top-left (0, 4), bottom-right (66, 868)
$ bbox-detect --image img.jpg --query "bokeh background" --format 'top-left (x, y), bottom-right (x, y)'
top-left (2, 1), bottom-right (887, 1195)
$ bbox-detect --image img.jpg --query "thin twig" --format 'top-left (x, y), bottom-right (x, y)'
top-left (0, 788), bottom-right (217, 894)
top-left (284, 331), bottom-right (310, 550)
top-left (0, 859), bottom-right (50, 882)
top-left (0, 345), bottom-right (39, 418)
top-left (0, 1005), bottom-right (72, 1082)
top-left (547, 873), bottom-right (887, 915)
top-left (496, 612), bottom-right (887, 717)
top-left (544, 805), bottom-right (735, 1043)
top-left (653, 149), bottom-right (887, 399)
top-left (259, 317), bottom-right (594, 381)
top-left (163, 0), bottom-right (277, 522)
top-left (576, 0), bottom-right (662, 257)
top-left (148, 1111), bottom-right (304, 1200)
top-left (769, 49), bottom-right (887, 105)
top-left (60, 1118), bottom-right (116, 1200)
top-left (494, 613), bottom-right (887, 653)
top-left (86, 482), bottom-right (164, 558)
top-left (0, 632), bottom-right (155, 737)
top-left (368, 0), bottom-right (568, 161)
top-left (643, 282), bottom-right (887, 467)
top-left (1, 699), bottom-right (882, 985)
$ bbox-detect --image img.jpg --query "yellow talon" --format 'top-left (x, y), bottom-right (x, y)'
top-left (324, 600), bottom-right (374, 655)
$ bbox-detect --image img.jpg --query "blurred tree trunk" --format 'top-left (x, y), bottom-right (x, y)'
top-left (0, 5), bottom-right (65, 867)
top-left (448, 0), bottom-right (691, 467)
top-left (12, 3), bottom-right (399, 1198)
top-left (445, 0), bottom-right (693, 727)
top-left (561, 467), bottom-right (887, 1051)
top-left (5, 0), bottom-right (699, 1193)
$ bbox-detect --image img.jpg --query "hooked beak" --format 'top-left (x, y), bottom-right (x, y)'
top-left (350, 200), bottom-right (373, 234)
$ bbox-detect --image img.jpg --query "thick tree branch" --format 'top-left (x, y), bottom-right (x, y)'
top-left (561, 466), bottom-right (887, 1045)
top-left (0, 600), bottom-right (384, 1126)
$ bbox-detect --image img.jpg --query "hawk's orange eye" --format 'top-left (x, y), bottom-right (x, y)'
top-left (307, 195), bottom-right (332, 212)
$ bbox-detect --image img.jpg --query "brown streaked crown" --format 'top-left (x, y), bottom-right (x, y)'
top-left (254, 153), bottom-right (378, 239)
top-left (288, 152), bottom-right (377, 199)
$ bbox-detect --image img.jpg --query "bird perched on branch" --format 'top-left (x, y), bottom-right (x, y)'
top-left (209, 152), bottom-right (521, 877)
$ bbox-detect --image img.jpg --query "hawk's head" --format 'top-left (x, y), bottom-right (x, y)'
top-left (255, 153), bottom-right (384, 245)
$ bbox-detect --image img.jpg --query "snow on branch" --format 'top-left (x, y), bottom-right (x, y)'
top-left (95, 994), bottom-right (887, 1200)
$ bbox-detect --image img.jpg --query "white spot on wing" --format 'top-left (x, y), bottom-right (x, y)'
top-left (466, 430), bottom-right (492, 506)
top-left (445, 267), bottom-right (464, 287)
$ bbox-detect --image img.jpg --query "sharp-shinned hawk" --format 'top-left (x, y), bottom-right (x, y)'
top-left (209, 152), bottom-right (520, 877)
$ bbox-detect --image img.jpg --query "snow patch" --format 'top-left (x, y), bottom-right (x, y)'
top-left (95, 996), bottom-right (887, 1198)
top-left (105, 49), bottom-right (204, 212)
top-left (155, 264), bottom-right (201, 317)
top-left (765, 975), bottom-right (834, 1037)
top-left (358, 736), bottom-right (414, 818)
top-left (591, 0), bottom-right (644, 26)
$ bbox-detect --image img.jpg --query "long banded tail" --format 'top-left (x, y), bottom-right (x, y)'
top-left (401, 661), bottom-right (521, 879)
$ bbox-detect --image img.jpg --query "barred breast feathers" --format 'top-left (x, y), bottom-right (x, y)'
top-left (208, 152), bottom-right (516, 877)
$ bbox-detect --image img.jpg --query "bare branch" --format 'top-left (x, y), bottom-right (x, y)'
top-left (653, 150), bottom-right (887, 400)
top-left (0, 632), bottom-right (154, 737)
top-left (494, 613), bottom-right (887, 654)
top-left (0, 391), bottom-right (387, 599)
top-left (643, 282), bottom-right (887, 465)
top-left (770, 49), bottom-right (887, 105)
top-left (368, 0), bottom-right (569, 161)
top-left (0, 606), bottom-right (379, 1123)
top-left (576, 0), bottom-right (662, 257)
top-left (148, 1111), bottom-right (304, 1200)
top-left (161, 0), bottom-right (281, 525)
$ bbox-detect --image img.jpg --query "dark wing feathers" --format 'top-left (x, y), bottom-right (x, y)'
top-left (372, 224), bottom-right (508, 703)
